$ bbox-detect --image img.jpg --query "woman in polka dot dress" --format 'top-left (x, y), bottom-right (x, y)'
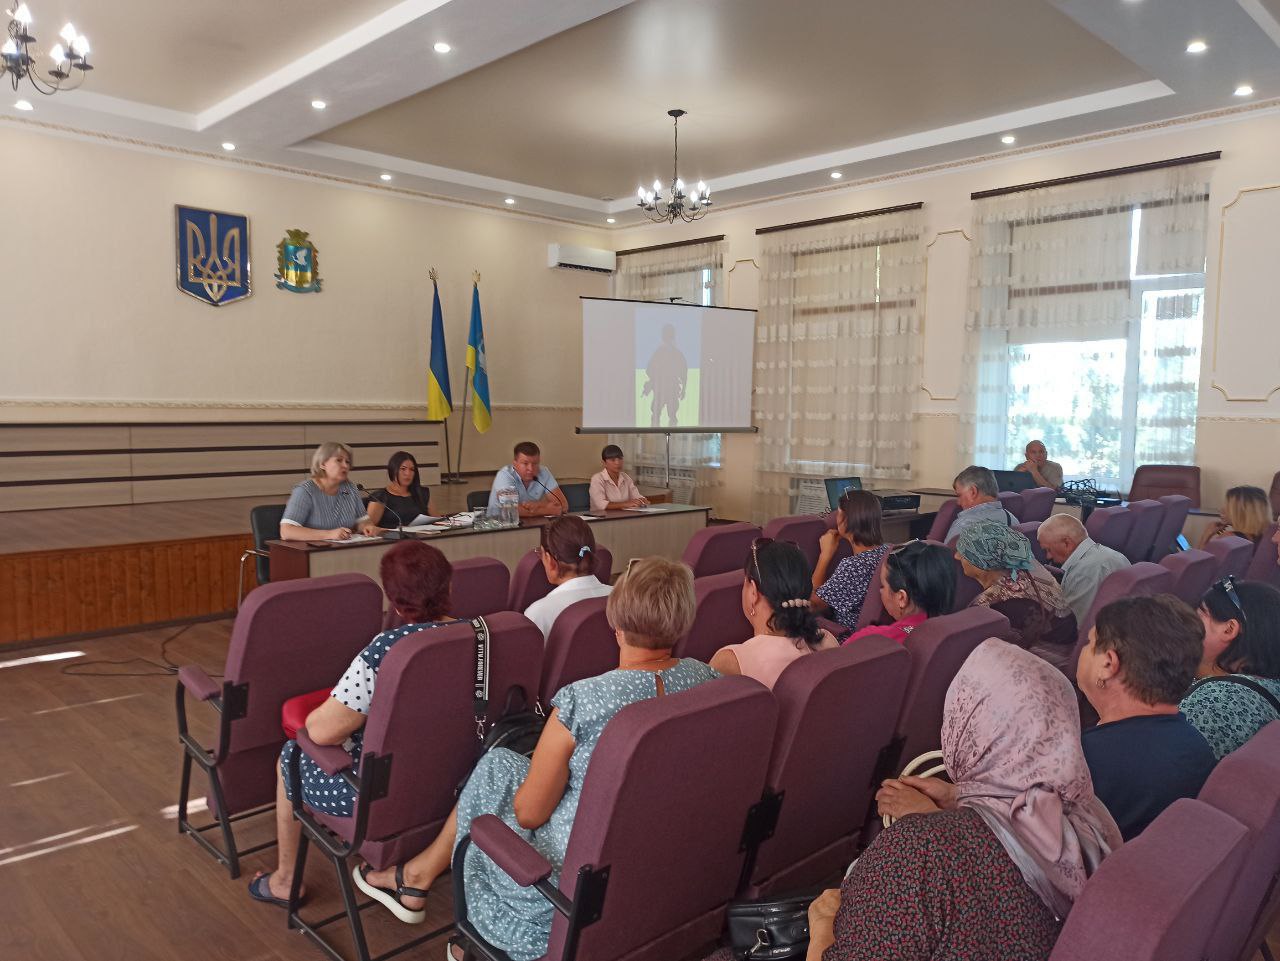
top-left (246, 540), bottom-right (455, 909)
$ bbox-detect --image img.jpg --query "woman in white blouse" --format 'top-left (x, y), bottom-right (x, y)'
top-left (588, 444), bottom-right (648, 512)
top-left (523, 515), bottom-right (613, 640)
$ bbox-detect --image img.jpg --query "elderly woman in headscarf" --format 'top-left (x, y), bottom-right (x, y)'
top-left (804, 639), bottom-right (1122, 961)
top-left (954, 519), bottom-right (1078, 673)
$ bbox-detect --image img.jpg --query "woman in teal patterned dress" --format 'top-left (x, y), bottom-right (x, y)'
top-left (355, 556), bottom-right (717, 960)
top-left (1180, 578), bottom-right (1280, 759)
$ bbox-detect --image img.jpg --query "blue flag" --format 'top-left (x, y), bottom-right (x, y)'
top-left (466, 282), bottom-right (492, 433)
top-left (426, 279), bottom-right (452, 420)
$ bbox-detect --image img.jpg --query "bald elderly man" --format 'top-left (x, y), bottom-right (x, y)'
top-left (1038, 514), bottom-right (1130, 624)
top-left (1015, 440), bottom-right (1063, 490)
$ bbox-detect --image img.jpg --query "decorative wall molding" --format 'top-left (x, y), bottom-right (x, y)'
top-left (0, 398), bottom-right (582, 412)
top-left (1210, 182), bottom-right (1280, 402)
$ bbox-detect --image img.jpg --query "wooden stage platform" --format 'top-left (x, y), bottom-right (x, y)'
top-left (0, 480), bottom-right (669, 648)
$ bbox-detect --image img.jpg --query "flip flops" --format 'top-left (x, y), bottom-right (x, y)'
top-left (247, 872), bottom-right (291, 909)
top-left (352, 863), bottom-right (428, 924)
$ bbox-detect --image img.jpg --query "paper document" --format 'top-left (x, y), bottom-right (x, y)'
top-left (403, 523), bottom-right (450, 533)
top-left (622, 506), bottom-right (665, 513)
top-left (328, 534), bottom-right (382, 546)
top-left (577, 514), bottom-right (604, 521)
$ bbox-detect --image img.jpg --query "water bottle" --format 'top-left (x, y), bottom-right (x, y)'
top-left (497, 486), bottom-right (519, 527)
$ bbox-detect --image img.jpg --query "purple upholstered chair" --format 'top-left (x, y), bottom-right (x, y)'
top-left (1129, 464), bottom-right (1201, 508)
top-left (853, 556), bottom-right (891, 631)
top-left (287, 612), bottom-right (543, 961)
top-left (1159, 549), bottom-right (1219, 607)
top-left (743, 638), bottom-right (910, 898)
top-left (927, 540), bottom-right (983, 612)
top-left (1074, 562), bottom-right (1173, 666)
top-left (1049, 799), bottom-right (1248, 961)
top-left (1085, 505), bottom-right (1134, 554)
top-left (1016, 521), bottom-right (1046, 564)
top-left (1197, 723), bottom-right (1280, 961)
top-left (674, 570), bottom-right (752, 663)
top-left (540, 595), bottom-right (616, 703)
top-left (997, 490), bottom-right (1025, 522)
top-left (1244, 523), bottom-right (1280, 588)
top-left (1151, 494), bottom-right (1193, 559)
top-left (454, 675), bottom-right (779, 961)
top-left (680, 522), bottom-right (762, 578)
top-left (447, 556), bottom-right (511, 619)
top-left (926, 499), bottom-right (961, 542)
top-left (1204, 534), bottom-right (1254, 581)
top-left (1121, 499), bottom-right (1166, 564)
top-left (1019, 487), bottom-right (1057, 523)
top-left (762, 514), bottom-right (828, 570)
top-left (175, 572), bottom-right (383, 878)
top-left (507, 544), bottom-right (613, 613)
top-left (890, 607), bottom-right (1013, 770)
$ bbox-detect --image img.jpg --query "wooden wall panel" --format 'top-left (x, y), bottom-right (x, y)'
top-left (0, 425), bottom-right (130, 453)
top-left (0, 452), bottom-right (134, 482)
top-left (129, 424), bottom-right (307, 448)
top-left (2, 482), bottom-right (136, 511)
top-left (0, 534), bottom-right (256, 646)
top-left (130, 475), bottom-right (295, 504)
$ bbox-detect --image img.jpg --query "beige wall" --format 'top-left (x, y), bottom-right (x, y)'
top-left (615, 105), bottom-right (1280, 517)
top-left (0, 125), bottom-right (610, 480)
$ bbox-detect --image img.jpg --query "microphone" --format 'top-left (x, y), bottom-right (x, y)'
top-left (529, 475), bottom-right (566, 513)
top-left (358, 484), bottom-right (407, 540)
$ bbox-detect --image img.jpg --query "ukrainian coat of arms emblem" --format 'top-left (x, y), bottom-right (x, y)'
top-left (275, 229), bottom-right (322, 293)
top-left (175, 205), bottom-right (252, 307)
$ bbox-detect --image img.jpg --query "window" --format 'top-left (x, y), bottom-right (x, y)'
top-left (963, 164), bottom-right (1211, 491)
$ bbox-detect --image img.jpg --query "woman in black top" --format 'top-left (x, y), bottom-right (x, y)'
top-left (367, 451), bottom-right (431, 529)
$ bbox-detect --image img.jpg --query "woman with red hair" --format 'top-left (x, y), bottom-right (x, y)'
top-left (247, 540), bottom-right (454, 910)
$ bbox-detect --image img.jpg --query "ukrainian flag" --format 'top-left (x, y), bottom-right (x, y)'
top-left (426, 279), bottom-right (453, 421)
top-left (466, 281), bottom-right (492, 433)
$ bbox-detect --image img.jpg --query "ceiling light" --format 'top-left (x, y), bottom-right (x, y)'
top-left (1001, 134), bottom-right (1017, 145)
top-left (637, 109), bottom-right (712, 225)
top-left (1234, 84), bottom-right (1254, 97)
top-left (14, 98), bottom-right (32, 110)
top-left (504, 197), bottom-right (516, 205)
top-left (221, 142), bottom-right (236, 151)
top-left (830, 171), bottom-right (842, 180)
top-left (379, 173), bottom-right (392, 181)
top-left (311, 99), bottom-right (326, 110)
top-left (1186, 39), bottom-right (1207, 53)
top-left (1, 5), bottom-right (95, 93)
top-left (434, 42), bottom-right (451, 53)
top-left (606, 217), bottom-right (616, 224)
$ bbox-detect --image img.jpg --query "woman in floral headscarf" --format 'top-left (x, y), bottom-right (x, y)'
top-left (805, 639), bottom-right (1122, 961)
top-left (955, 520), bottom-right (1078, 673)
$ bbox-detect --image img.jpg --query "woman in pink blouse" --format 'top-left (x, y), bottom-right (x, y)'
top-left (711, 538), bottom-right (837, 688)
top-left (588, 444), bottom-right (648, 511)
top-left (842, 541), bottom-right (956, 646)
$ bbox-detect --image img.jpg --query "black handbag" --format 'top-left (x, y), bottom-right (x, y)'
top-left (470, 615), bottom-right (545, 758)
top-left (726, 892), bottom-right (817, 960)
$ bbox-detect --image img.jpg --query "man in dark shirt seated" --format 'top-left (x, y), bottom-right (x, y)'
top-left (1077, 594), bottom-right (1217, 840)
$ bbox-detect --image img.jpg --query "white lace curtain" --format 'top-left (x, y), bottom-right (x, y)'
top-left (959, 162), bottom-right (1212, 492)
top-left (752, 208), bottom-right (924, 523)
top-left (610, 239), bottom-right (726, 502)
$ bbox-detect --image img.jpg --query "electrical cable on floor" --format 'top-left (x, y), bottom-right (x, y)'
top-left (60, 623), bottom-right (222, 678)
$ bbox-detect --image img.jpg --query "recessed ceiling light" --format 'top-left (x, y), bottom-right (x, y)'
top-left (504, 197), bottom-right (515, 205)
top-left (221, 142), bottom-right (236, 151)
top-left (606, 217), bottom-right (616, 224)
top-left (379, 173), bottom-right (393, 181)
top-left (311, 99), bottom-right (327, 110)
top-left (434, 41), bottom-right (451, 54)
top-left (830, 171), bottom-right (842, 180)
top-left (1234, 84), bottom-right (1254, 97)
top-left (14, 99), bottom-right (32, 111)
top-left (1186, 39), bottom-right (1207, 53)
top-left (1001, 134), bottom-right (1017, 145)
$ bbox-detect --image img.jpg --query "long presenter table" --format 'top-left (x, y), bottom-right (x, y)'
top-left (267, 504), bottom-right (711, 586)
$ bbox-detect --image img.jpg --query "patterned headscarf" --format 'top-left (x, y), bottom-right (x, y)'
top-left (956, 520), bottom-right (1035, 581)
top-left (943, 639), bottom-right (1122, 919)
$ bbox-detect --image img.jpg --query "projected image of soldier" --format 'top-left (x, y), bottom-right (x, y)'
top-left (643, 323), bottom-right (688, 428)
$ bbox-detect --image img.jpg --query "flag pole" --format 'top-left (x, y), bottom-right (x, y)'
top-left (428, 267), bottom-right (462, 484)
top-left (456, 367), bottom-right (472, 478)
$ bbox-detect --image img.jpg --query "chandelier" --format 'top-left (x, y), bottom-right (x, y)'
top-left (636, 109), bottom-right (712, 224)
top-left (2, 4), bottom-right (94, 96)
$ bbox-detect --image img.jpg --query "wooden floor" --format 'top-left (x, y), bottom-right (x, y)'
top-left (0, 621), bottom-right (455, 961)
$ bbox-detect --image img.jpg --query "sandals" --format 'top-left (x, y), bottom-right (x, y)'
top-left (352, 863), bottom-right (428, 924)
top-left (247, 872), bottom-right (291, 909)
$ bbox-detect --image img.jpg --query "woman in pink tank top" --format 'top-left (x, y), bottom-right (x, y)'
top-left (842, 540), bottom-right (956, 646)
top-left (710, 538), bottom-right (837, 689)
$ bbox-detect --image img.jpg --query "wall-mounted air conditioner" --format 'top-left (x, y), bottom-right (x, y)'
top-left (548, 244), bottom-right (616, 273)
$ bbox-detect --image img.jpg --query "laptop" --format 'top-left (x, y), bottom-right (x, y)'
top-left (991, 469), bottom-right (1035, 492)
top-left (824, 476), bottom-right (863, 511)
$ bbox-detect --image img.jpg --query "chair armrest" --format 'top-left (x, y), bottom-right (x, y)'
top-left (471, 814), bottom-right (553, 886)
top-left (178, 665), bottom-right (220, 702)
top-left (296, 727), bottom-right (354, 776)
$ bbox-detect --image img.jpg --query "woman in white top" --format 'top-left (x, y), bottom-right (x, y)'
top-left (588, 444), bottom-right (648, 512)
top-left (711, 538), bottom-right (837, 688)
top-left (279, 442), bottom-right (381, 541)
top-left (523, 515), bottom-right (613, 640)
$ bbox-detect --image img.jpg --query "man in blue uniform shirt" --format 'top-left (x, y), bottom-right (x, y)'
top-left (487, 440), bottom-right (568, 517)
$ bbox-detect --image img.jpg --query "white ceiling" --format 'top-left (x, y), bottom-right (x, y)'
top-left (6, 0), bottom-right (1280, 226)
